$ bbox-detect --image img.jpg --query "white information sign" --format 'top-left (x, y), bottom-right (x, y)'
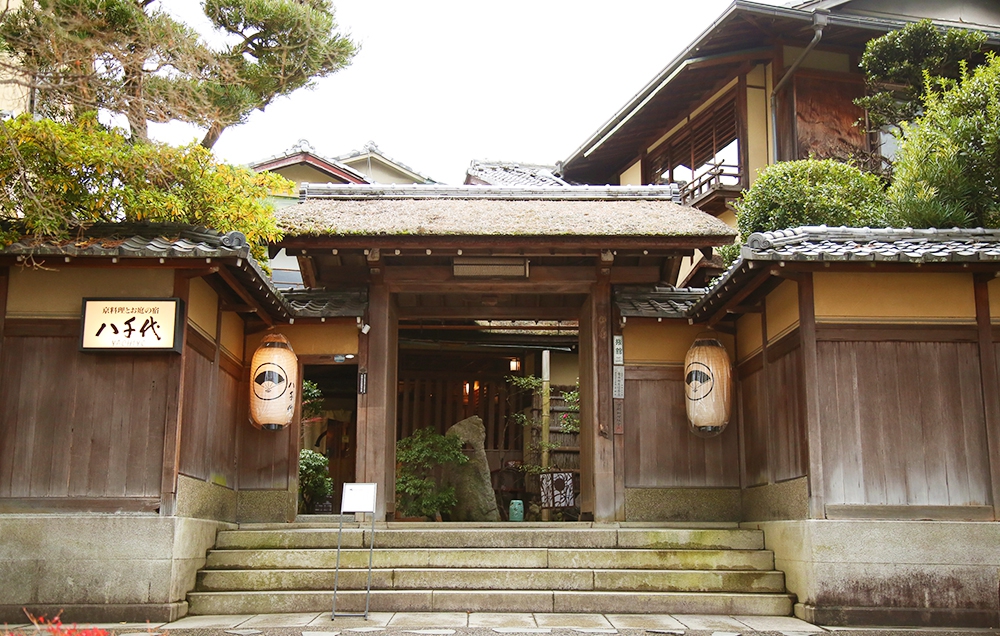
top-left (341, 483), bottom-right (377, 514)
top-left (613, 335), bottom-right (624, 366)
top-left (613, 365), bottom-right (625, 399)
top-left (80, 298), bottom-right (183, 352)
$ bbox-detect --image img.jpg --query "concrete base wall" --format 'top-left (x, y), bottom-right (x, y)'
top-left (741, 477), bottom-right (809, 521)
top-left (176, 474), bottom-right (237, 523)
top-left (0, 514), bottom-right (232, 623)
top-left (744, 519), bottom-right (1000, 628)
top-left (237, 487), bottom-right (297, 523)
top-left (624, 488), bottom-right (741, 522)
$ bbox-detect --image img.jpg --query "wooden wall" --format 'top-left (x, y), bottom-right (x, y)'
top-left (0, 320), bottom-right (174, 511)
top-left (815, 327), bottom-right (992, 507)
top-left (178, 329), bottom-right (241, 488)
top-left (623, 366), bottom-right (740, 488)
top-left (738, 330), bottom-right (807, 488)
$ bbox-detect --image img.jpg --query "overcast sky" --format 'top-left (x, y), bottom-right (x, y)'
top-left (151, 1), bottom-right (787, 185)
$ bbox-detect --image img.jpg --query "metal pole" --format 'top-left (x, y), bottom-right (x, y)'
top-left (364, 511), bottom-right (375, 618)
top-left (331, 514), bottom-right (344, 618)
top-left (541, 350), bottom-right (551, 522)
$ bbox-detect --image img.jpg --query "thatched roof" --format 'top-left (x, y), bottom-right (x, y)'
top-left (277, 185), bottom-right (736, 239)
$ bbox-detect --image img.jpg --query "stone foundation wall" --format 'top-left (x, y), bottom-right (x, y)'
top-left (624, 488), bottom-right (741, 522)
top-left (741, 477), bottom-right (809, 521)
top-left (745, 519), bottom-right (1000, 628)
top-left (176, 474), bottom-right (237, 523)
top-left (0, 514), bottom-right (230, 623)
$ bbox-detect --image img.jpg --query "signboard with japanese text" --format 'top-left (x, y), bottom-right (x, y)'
top-left (613, 335), bottom-right (624, 365)
top-left (80, 298), bottom-right (184, 353)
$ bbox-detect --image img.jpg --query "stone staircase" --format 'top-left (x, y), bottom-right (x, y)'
top-left (187, 521), bottom-right (794, 616)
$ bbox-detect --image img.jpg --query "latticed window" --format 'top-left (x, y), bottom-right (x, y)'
top-left (648, 91), bottom-right (741, 202)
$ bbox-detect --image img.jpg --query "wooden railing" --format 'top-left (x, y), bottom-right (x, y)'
top-left (680, 162), bottom-right (742, 204)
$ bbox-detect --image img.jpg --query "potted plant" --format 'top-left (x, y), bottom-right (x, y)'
top-left (395, 427), bottom-right (469, 520)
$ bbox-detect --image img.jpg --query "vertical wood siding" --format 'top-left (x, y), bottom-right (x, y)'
top-left (817, 340), bottom-right (991, 506)
top-left (0, 331), bottom-right (169, 499)
top-left (178, 343), bottom-right (239, 488)
top-left (737, 333), bottom-right (808, 488)
top-left (623, 367), bottom-right (740, 488)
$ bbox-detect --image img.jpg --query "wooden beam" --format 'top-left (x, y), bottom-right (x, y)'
top-left (0, 267), bottom-right (6, 370)
top-left (216, 266), bottom-right (275, 327)
top-left (0, 257), bottom-right (232, 269)
top-left (974, 274), bottom-right (1000, 518)
top-left (706, 269), bottom-right (774, 327)
top-left (397, 306), bottom-right (581, 320)
top-left (797, 272), bottom-right (826, 519)
top-left (277, 234), bottom-right (737, 252)
top-left (160, 271), bottom-right (190, 517)
top-left (385, 266), bottom-right (598, 294)
top-left (609, 266), bottom-right (662, 284)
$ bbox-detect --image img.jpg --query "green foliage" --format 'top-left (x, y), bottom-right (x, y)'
top-left (395, 427), bottom-right (468, 519)
top-left (886, 54), bottom-right (1000, 229)
top-left (298, 448), bottom-right (332, 513)
top-left (301, 380), bottom-right (324, 420)
top-left (0, 0), bottom-right (356, 147)
top-left (857, 19), bottom-right (986, 131)
top-left (715, 241), bottom-right (741, 269)
top-left (0, 113), bottom-right (291, 260)
top-left (735, 159), bottom-right (887, 237)
top-left (558, 384), bottom-right (580, 434)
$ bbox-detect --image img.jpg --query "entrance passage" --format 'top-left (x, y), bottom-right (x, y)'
top-left (301, 363), bottom-right (358, 512)
top-left (395, 337), bottom-right (581, 520)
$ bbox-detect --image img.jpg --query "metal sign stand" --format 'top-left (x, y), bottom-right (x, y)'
top-left (332, 482), bottom-right (378, 621)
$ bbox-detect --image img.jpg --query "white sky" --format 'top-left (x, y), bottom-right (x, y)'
top-left (150, 1), bottom-right (787, 185)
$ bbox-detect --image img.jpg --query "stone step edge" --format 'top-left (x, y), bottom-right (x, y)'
top-left (198, 567), bottom-right (783, 575)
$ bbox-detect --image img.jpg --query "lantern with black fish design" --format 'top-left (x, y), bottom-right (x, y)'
top-left (683, 334), bottom-right (732, 438)
top-left (249, 333), bottom-right (299, 430)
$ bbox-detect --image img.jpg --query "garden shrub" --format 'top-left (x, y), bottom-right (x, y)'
top-left (735, 158), bottom-right (887, 238)
top-left (886, 54), bottom-right (1000, 228)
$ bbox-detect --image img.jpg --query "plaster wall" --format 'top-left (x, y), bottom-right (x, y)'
top-left (746, 64), bottom-right (769, 184)
top-left (766, 279), bottom-right (799, 341)
top-left (783, 46), bottom-right (851, 73)
top-left (187, 276), bottom-right (218, 339)
top-left (6, 268), bottom-right (174, 318)
top-left (270, 164), bottom-right (347, 185)
top-left (550, 351), bottom-right (579, 387)
top-left (622, 320), bottom-right (734, 365)
top-left (813, 272), bottom-right (976, 323)
top-left (619, 159), bottom-right (642, 186)
top-left (0, 514), bottom-right (229, 623)
top-left (246, 321), bottom-right (359, 356)
top-left (736, 312), bottom-right (763, 362)
top-left (745, 519), bottom-right (1000, 627)
top-left (220, 311), bottom-right (245, 361)
top-left (343, 157), bottom-right (422, 184)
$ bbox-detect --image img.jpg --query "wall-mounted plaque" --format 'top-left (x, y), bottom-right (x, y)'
top-left (80, 298), bottom-right (184, 353)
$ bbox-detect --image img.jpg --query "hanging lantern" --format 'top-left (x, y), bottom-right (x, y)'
top-left (683, 335), bottom-right (733, 438)
top-left (249, 333), bottom-right (298, 431)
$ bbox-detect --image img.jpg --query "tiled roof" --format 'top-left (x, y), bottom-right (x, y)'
top-left (742, 226), bottom-right (1000, 262)
top-left (335, 142), bottom-right (437, 184)
top-left (465, 160), bottom-right (569, 187)
top-left (281, 185), bottom-right (736, 239)
top-left (690, 226), bottom-right (1000, 322)
top-left (614, 285), bottom-right (709, 319)
top-left (282, 288), bottom-right (367, 318)
top-left (4, 224), bottom-right (252, 259)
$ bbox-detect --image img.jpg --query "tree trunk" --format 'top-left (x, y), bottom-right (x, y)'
top-left (201, 120), bottom-right (226, 149)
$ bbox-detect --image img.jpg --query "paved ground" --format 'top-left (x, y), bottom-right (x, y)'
top-left (3, 612), bottom-right (996, 636)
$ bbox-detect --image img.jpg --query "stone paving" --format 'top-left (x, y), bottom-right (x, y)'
top-left (4, 612), bottom-right (995, 635)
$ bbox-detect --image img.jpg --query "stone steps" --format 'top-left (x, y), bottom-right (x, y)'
top-left (204, 547), bottom-right (776, 571)
top-left (187, 524), bottom-right (793, 616)
top-left (197, 567), bottom-right (786, 593)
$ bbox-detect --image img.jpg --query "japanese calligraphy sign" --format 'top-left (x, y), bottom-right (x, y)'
top-left (80, 298), bottom-right (184, 353)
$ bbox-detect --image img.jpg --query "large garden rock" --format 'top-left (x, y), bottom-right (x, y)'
top-left (444, 416), bottom-right (500, 521)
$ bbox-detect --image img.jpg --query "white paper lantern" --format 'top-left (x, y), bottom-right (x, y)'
top-left (683, 335), bottom-right (733, 438)
top-left (249, 333), bottom-right (298, 431)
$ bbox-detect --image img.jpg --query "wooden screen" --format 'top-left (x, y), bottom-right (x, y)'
top-left (738, 331), bottom-right (808, 487)
top-left (623, 366), bottom-right (740, 488)
top-left (817, 339), bottom-right (991, 506)
top-left (0, 321), bottom-right (171, 505)
top-left (178, 334), bottom-right (241, 488)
